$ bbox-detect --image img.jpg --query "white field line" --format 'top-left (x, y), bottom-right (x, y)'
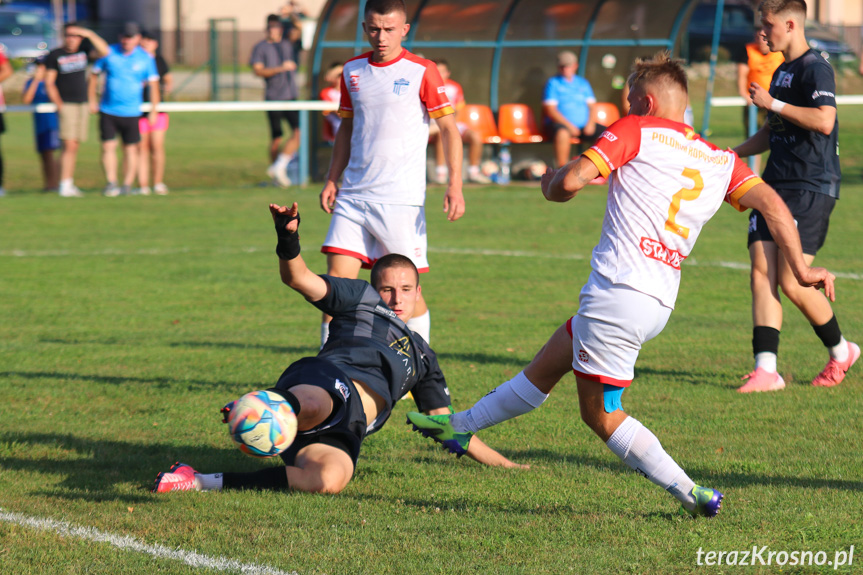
top-left (0, 508), bottom-right (297, 575)
top-left (1, 245), bottom-right (861, 281)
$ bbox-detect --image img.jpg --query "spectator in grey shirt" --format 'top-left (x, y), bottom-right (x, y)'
top-left (251, 14), bottom-right (300, 187)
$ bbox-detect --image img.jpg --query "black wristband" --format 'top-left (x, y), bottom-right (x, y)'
top-left (276, 235), bottom-right (301, 260)
top-left (274, 211), bottom-right (301, 260)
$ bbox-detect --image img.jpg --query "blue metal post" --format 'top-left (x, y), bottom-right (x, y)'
top-left (747, 103), bottom-right (758, 170)
top-left (579, 0), bottom-right (608, 72)
top-left (700, 0), bottom-right (726, 136)
top-left (310, 1), bottom-right (338, 181)
top-left (406, 0), bottom-right (430, 47)
top-left (669, 0), bottom-right (700, 57)
top-left (490, 0), bottom-right (521, 113)
top-left (355, 0), bottom-right (367, 54)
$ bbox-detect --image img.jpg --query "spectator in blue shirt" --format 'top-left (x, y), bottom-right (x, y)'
top-left (88, 22), bottom-right (159, 197)
top-left (542, 51), bottom-right (602, 168)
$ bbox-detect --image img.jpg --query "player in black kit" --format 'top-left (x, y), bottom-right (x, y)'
top-left (734, 0), bottom-right (857, 393)
top-left (153, 202), bottom-right (524, 494)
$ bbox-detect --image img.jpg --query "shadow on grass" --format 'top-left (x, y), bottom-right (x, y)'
top-left (436, 351), bottom-right (533, 367)
top-left (347, 490), bottom-right (584, 517)
top-left (169, 341), bottom-right (320, 355)
top-left (0, 370), bottom-right (261, 392)
top-left (633, 365), bottom-right (733, 387)
top-left (0, 431), bottom-right (261, 503)
top-left (40, 337), bottom-right (319, 357)
top-left (495, 448), bottom-right (863, 493)
top-left (3, 431), bottom-right (858, 512)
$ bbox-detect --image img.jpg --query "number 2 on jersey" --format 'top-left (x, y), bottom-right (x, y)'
top-left (665, 168), bottom-right (703, 239)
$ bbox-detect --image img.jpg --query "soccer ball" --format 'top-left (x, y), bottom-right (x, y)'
top-left (528, 160), bottom-right (548, 180)
top-left (480, 159), bottom-right (500, 178)
top-left (227, 390), bottom-right (298, 458)
top-left (513, 159), bottom-right (548, 181)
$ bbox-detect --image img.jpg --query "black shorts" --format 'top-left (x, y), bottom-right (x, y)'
top-left (542, 119), bottom-right (606, 142)
top-left (273, 357), bottom-right (367, 468)
top-left (267, 110), bottom-right (300, 140)
top-left (0, 113), bottom-right (5, 135)
top-left (99, 112), bottom-right (141, 144)
top-left (747, 188), bottom-right (836, 255)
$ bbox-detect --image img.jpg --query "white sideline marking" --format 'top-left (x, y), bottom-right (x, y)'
top-left (0, 508), bottom-right (297, 575)
top-left (1, 246), bottom-right (860, 281)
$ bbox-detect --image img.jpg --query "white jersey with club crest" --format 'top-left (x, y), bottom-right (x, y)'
top-left (338, 49), bottom-right (453, 206)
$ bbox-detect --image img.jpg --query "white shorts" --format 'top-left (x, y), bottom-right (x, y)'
top-left (321, 197), bottom-right (429, 272)
top-left (568, 271), bottom-right (672, 387)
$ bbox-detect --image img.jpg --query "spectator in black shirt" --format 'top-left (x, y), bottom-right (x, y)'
top-left (43, 23), bottom-right (109, 197)
top-left (153, 203), bottom-right (524, 494)
top-left (734, 0), bottom-right (857, 393)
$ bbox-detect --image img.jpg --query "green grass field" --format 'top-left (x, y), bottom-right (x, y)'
top-left (1, 109), bottom-right (862, 574)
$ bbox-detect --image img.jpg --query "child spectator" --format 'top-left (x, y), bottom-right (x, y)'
top-left (137, 30), bottom-right (173, 195)
top-left (22, 61), bottom-right (62, 194)
top-left (319, 62), bottom-right (342, 143)
top-left (0, 50), bottom-right (12, 197)
top-left (428, 59), bottom-right (490, 184)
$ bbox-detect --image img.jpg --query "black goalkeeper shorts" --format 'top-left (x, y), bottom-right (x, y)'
top-left (273, 357), bottom-right (367, 468)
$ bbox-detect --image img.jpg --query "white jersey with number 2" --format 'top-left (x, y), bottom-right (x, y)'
top-left (583, 115), bottom-right (762, 308)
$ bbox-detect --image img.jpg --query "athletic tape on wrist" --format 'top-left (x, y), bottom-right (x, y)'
top-left (274, 211), bottom-right (301, 260)
top-left (770, 99), bottom-right (786, 114)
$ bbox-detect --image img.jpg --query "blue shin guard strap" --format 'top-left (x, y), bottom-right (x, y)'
top-left (603, 384), bottom-right (624, 413)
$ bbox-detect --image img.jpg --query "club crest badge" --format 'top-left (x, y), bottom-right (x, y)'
top-left (393, 78), bottom-right (410, 96)
top-left (334, 379), bottom-right (350, 401)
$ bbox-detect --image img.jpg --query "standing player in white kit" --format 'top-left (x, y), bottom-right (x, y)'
top-left (318, 0), bottom-right (464, 346)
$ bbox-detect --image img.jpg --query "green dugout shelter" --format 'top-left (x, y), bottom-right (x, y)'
top-left (308, 0), bottom-right (733, 173)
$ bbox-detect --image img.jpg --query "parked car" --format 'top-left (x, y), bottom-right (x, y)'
top-left (0, 5), bottom-right (55, 60)
top-left (686, 1), bottom-right (856, 65)
top-left (805, 21), bottom-right (856, 63)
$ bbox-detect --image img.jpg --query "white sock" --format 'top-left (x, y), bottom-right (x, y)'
top-left (321, 322), bottom-right (330, 348)
top-left (468, 165), bottom-right (481, 177)
top-left (451, 371), bottom-right (549, 433)
top-left (273, 153), bottom-right (292, 170)
top-left (829, 337), bottom-right (849, 362)
top-left (435, 165), bottom-right (448, 180)
top-left (606, 416), bottom-right (696, 510)
top-left (60, 178), bottom-right (73, 191)
top-left (754, 352), bottom-right (777, 373)
top-left (407, 310), bottom-right (431, 344)
top-left (195, 473), bottom-right (223, 491)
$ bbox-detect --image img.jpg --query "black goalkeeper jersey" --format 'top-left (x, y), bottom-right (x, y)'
top-left (312, 275), bottom-right (451, 432)
top-left (763, 48), bottom-right (841, 199)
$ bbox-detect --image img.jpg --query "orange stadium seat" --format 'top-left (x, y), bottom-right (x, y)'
top-left (592, 102), bottom-right (621, 126)
top-left (457, 104), bottom-right (501, 144)
top-left (497, 103), bottom-right (543, 143)
top-left (566, 102), bottom-right (623, 146)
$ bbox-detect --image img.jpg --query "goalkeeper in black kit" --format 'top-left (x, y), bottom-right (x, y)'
top-left (152, 202), bottom-right (524, 494)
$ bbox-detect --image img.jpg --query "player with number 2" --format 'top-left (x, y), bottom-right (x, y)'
top-left (406, 52), bottom-right (836, 517)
